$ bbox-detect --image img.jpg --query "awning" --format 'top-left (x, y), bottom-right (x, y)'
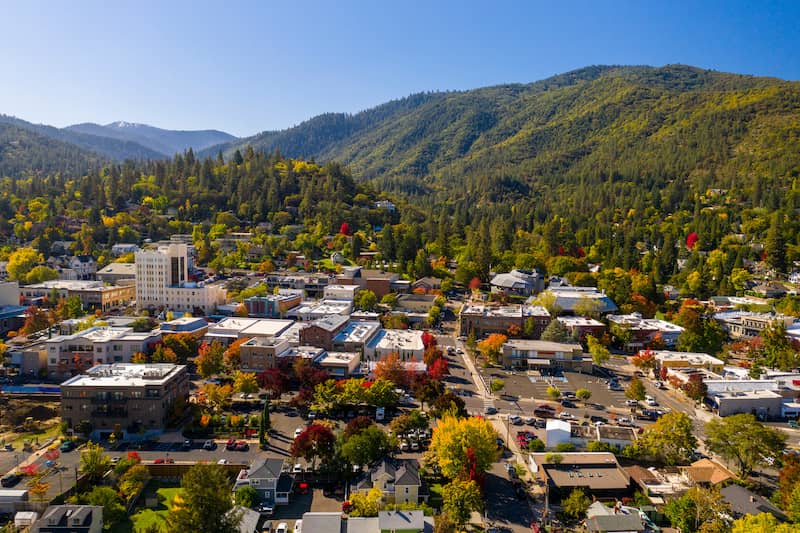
top-left (527, 359), bottom-right (552, 366)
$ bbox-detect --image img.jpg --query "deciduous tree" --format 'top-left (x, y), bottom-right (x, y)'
top-left (441, 479), bottom-right (483, 525)
top-left (705, 413), bottom-right (786, 476)
top-left (635, 411), bottom-right (697, 465)
top-left (429, 415), bottom-right (499, 480)
top-left (166, 464), bottom-right (239, 533)
top-left (290, 424), bottom-right (336, 470)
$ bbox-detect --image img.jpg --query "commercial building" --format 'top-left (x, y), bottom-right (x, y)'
top-left (322, 284), bottom-right (359, 301)
top-left (158, 316), bottom-right (209, 337)
top-left (239, 337), bottom-right (292, 372)
top-left (528, 452), bottom-right (632, 502)
top-left (556, 316), bottom-right (606, 341)
top-left (45, 327), bottom-right (161, 379)
top-left (335, 267), bottom-right (410, 298)
top-left (459, 304), bottom-right (551, 337)
top-left (243, 290), bottom-right (303, 318)
top-left (364, 329), bottom-right (424, 362)
top-left (501, 339), bottom-right (589, 372)
top-left (707, 389), bottom-right (784, 418)
top-left (540, 283), bottom-right (618, 315)
top-left (292, 299), bottom-right (352, 321)
top-left (315, 351), bottom-right (361, 378)
top-left (650, 350), bottom-right (725, 374)
top-left (490, 269), bottom-right (544, 296)
top-left (205, 317), bottom-right (294, 345)
top-left (60, 363), bottom-right (189, 440)
top-left (606, 314), bottom-right (684, 350)
top-left (713, 311), bottom-right (797, 340)
top-left (95, 263), bottom-right (136, 285)
top-left (299, 315), bottom-right (350, 351)
top-left (22, 280), bottom-right (135, 312)
top-left (332, 320), bottom-right (381, 352)
top-left (135, 243), bottom-right (226, 314)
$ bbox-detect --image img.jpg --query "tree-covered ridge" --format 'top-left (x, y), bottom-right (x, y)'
top-left (0, 122), bottom-right (105, 178)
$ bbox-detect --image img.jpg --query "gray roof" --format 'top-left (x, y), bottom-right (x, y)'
top-left (32, 505), bottom-right (102, 532)
top-left (378, 510), bottom-right (425, 531)
top-left (720, 484), bottom-right (788, 521)
top-left (311, 314), bottom-right (350, 332)
top-left (585, 514), bottom-right (645, 532)
top-left (300, 512), bottom-right (346, 533)
top-left (356, 458), bottom-right (421, 491)
top-left (346, 517), bottom-right (379, 533)
top-left (248, 458), bottom-right (285, 480)
top-left (233, 506), bottom-right (261, 533)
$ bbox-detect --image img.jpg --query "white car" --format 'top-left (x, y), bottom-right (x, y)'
top-left (294, 519), bottom-right (303, 533)
top-left (276, 523), bottom-right (289, 533)
top-left (294, 428), bottom-right (303, 439)
top-left (292, 463), bottom-right (303, 473)
top-left (558, 412), bottom-right (574, 419)
top-left (217, 459), bottom-right (229, 465)
top-left (625, 400), bottom-right (639, 407)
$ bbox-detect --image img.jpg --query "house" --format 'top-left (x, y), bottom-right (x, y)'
top-left (528, 452), bottom-right (633, 502)
top-left (584, 501), bottom-right (646, 533)
top-left (490, 269), bottom-right (544, 296)
top-left (412, 277), bottom-right (441, 292)
top-left (680, 458), bottom-right (735, 487)
top-left (230, 506), bottom-right (261, 533)
top-left (234, 458), bottom-right (293, 505)
top-left (752, 282), bottom-right (787, 298)
top-left (353, 458), bottom-right (426, 505)
top-left (111, 243), bottom-right (140, 256)
top-left (720, 484), bottom-right (788, 521)
top-left (30, 505), bottom-right (103, 533)
top-left (68, 255), bottom-right (97, 280)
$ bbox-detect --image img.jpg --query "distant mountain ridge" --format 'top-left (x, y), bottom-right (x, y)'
top-left (66, 121), bottom-right (237, 157)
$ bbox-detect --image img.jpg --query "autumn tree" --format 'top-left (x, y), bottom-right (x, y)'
top-left (256, 368), bottom-right (289, 399)
top-left (705, 414), bottom-right (786, 476)
top-left (442, 479), bottom-right (483, 525)
top-left (374, 353), bottom-right (407, 386)
top-left (161, 333), bottom-right (199, 364)
top-left (663, 486), bottom-right (730, 533)
top-left (201, 383), bottom-right (233, 412)
top-left (429, 415), bottom-right (499, 480)
top-left (349, 487), bottom-right (382, 517)
top-left (634, 411), bottom-right (697, 465)
top-left (477, 333), bottom-right (507, 363)
top-left (290, 424), bottom-right (336, 470)
top-left (22, 306), bottom-right (52, 336)
top-left (430, 391), bottom-right (468, 419)
top-left (681, 374), bottom-right (707, 402)
top-left (79, 442), bottom-right (112, 484)
top-left (7, 247), bottom-right (43, 282)
top-left (631, 350), bottom-right (657, 375)
top-left (232, 371), bottom-right (259, 395)
top-left (731, 513), bottom-right (795, 533)
top-left (561, 488), bottom-right (591, 521)
top-left (224, 338), bottom-right (248, 372)
top-left (576, 388), bottom-right (592, 402)
top-left (355, 289), bottom-right (378, 311)
top-left (195, 340), bottom-right (225, 378)
top-left (625, 375), bottom-right (646, 401)
top-left (429, 357), bottom-right (449, 380)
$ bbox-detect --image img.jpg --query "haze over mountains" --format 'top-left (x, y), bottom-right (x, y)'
top-left (2, 64), bottom-right (800, 198)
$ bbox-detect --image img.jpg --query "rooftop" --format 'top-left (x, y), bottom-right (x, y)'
top-left (316, 351), bottom-right (360, 366)
top-left (504, 339), bottom-right (583, 352)
top-left (333, 321), bottom-right (381, 344)
top-left (368, 329), bottom-right (424, 351)
top-left (61, 364), bottom-right (185, 387)
top-left (651, 350), bottom-right (724, 366)
top-left (557, 316), bottom-right (604, 327)
top-left (45, 326), bottom-right (157, 344)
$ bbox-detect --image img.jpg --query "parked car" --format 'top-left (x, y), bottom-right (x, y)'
top-left (225, 438), bottom-right (236, 450)
top-left (508, 415), bottom-right (523, 425)
top-left (484, 406), bottom-right (497, 415)
top-left (203, 440), bottom-right (216, 450)
top-left (182, 439), bottom-right (192, 450)
top-left (625, 399), bottom-right (640, 407)
top-left (560, 400), bottom-right (577, 408)
top-left (558, 412), bottom-right (574, 419)
top-left (217, 459), bottom-right (229, 465)
top-left (275, 523), bottom-right (289, 533)
top-left (0, 474), bottom-right (21, 488)
top-left (294, 520), bottom-right (302, 533)
top-left (259, 502), bottom-right (274, 515)
top-left (292, 463), bottom-right (303, 473)
top-left (59, 440), bottom-right (76, 452)
top-left (294, 428), bottom-right (304, 439)
top-left (524, 417), bottom-right (536, 425)
top-left (235, 441), bottom-right (249, 451)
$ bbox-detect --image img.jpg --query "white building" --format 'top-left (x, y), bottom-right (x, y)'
top-left (292, 299), bottom-right (353, 321)
top-left (135, 244), bottom-right (226, 314)
top-left (323, 284), bottom-right (359, 301)
top-left (364, 329), bottom-right (425, 361)
top-left (545, 419), bottom-right (572, 448)
top-left (45, 326), bottom-right (161, 379)
top-left (111, 243), bottom-right (140, 256)
top-left (67, 255), bottom-right (97, 280)
top-left (204, 317), bottom-right (294, 345)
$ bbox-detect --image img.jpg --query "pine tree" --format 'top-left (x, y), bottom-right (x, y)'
top-left (765, 211), bottom-right (787, 274)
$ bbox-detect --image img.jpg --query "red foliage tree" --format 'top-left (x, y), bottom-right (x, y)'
top-left (257, 368), bottom-right (290, 399)
top-left (686, 232), bottom-right (699, 250)
top-left (423, 345), bottom-right (444, 366)
top-left (468, 277), bottom-right (482, 290)
top-left (126, 451), bottom-right (141, 463)
top-left (290, 424), bottom-right (336, 469)
top-left (421, 331), bottom-right (437, 349)
top-left (429, 358), bottom-right (449, 380)
top-left (339, 222), bottom-right (351, 236)
top-left (659, 366), bottom-right (668, 381)
top-left (344, 416), bottom-right (374, 438)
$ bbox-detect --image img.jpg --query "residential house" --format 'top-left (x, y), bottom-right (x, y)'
top-left (412, 277), bottom-right (441, 292)
top-left (680, 458), bottom-right (735, 487)
top-left (353, 458), bottom-right (426, 505)
top-left (233, 458), bottom-right (293, 505)
top-left (30, 506), bottom-right (103, 533)
top-left (584, 501), bottom-right (646, 533)
top-left (752, 282), bottom-right (787, 298)
top-left (68, 255), bottom-right (97, 280)
top-left (720, 484), bottom-right (788, 521)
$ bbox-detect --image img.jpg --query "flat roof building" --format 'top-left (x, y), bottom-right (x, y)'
top-left (528, 452), bottom-right (632, 502)
top-left (332, 321), bottom-right (381, 352)
top-left (205, 317), bottom-right (294, 345)
top-left (61, 363), bottom-right (189, 440)
top-left (23, 280), bottom-right (135, 313)
top-left (364, 329), bottom-right (424, 362)
top-left (459, 304), bottom-right (551, 337)
top-left (502, 339), bottom-right (589, 372)
top-left (315, 351), bottom-right (361, 379)
top-left (650, 350), bottom-right (725, 373)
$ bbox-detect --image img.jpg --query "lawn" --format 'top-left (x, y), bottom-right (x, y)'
top-left (129, 486), bottom-right (183, 532)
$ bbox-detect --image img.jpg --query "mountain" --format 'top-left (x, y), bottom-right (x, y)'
top-left (0, 121), bottom-right (104, 177)
top-left (210, 64), bottom-right (800, 201)
top-left (66, 121), bottom-right (237, 157)
top-left (0, 114), bottom-right (163, 161)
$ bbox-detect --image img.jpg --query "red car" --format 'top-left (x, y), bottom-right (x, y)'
top-left (154, 458), bottom-right (165, 464)
top-left (235, 440), bottom-right (249, 451)
top-left (342, 501), bottom-right (353, 513)
top-left (295, 482), bottom-right (309, 495)
top-left (225, 438), bottom-right (236, 450)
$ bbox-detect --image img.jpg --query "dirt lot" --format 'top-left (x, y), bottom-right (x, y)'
top-left (0, 398), bottom-right (62, 446)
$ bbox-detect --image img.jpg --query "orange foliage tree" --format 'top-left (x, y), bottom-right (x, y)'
top-left (477, 334), bottom-right (507, 363)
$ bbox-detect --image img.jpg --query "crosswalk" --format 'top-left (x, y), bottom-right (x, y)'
top-left (482, 397), bottom-right (496, 413)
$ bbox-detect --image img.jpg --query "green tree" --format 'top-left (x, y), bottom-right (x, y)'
top-left (234, 486), bottom-right (259, 508)
top-left (586, 335), bottom-right (610, 366)
top-left (341, 425), bottom-right (392, 467)
top-left (79, 442), bottom-right (112, 484)
top-left (575, 388), bottom-right (592, 402)
top-left (561, 488), bottom-right (591, 521)
top-left (83, 486), bottom-right (127, 531)
top-left (705, 413), bottom-right (786, 476)
top-left (625, 376), bottom-right (646, 401)
top-left (429, 415), bottom-right (499, 480)
top-left (765, 211), bottom-right (787, 273)
top-left (118, 464), bottom-right (150, 503)
top-left (441, 479), bottom-right (483, 525)
top-left (490, 378), bottom-right (505, 394)
top-left (166, 464), bottom-right (239, 533)
top-left (533, 291), bottom-right (561, 316)
top-left (355, 289), bottom-right (378, 311)
top-left (380, 293), bottom-right (398, 309)
top-left (26, 265), bottom-right (59, 284)
top-left (541, 319), bottom-right (570, 342)
top-left (232, 371), bottom-right (259, 395)
top-left (761, 321), bottom-right (797, 371)
top-left (635, 411), bottom-right (697, 465)
top-left (663, 486), bottom-right (730, 533)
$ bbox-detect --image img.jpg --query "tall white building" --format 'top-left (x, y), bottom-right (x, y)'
top-left (135, 244), bottom-right (226, 314)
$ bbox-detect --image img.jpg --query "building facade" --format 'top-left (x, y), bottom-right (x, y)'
top-left (501, 339), bottom-right (589, 371)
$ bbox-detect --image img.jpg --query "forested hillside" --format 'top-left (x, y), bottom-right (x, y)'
top-left (0, 122), bottom-right (104, 178)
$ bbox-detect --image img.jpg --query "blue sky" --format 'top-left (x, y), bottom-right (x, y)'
top-left (1, 0), bottom-right (798, 136)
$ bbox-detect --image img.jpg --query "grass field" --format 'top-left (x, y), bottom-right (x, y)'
top-left (128, 486), bottom-right (183, 532)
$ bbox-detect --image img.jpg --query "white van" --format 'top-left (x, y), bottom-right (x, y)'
top-left (645, 395), bottom-right (657, 406)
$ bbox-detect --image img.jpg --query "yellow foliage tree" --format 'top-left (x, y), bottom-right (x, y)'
top-left (429, 415), bottom-right (499, 480)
